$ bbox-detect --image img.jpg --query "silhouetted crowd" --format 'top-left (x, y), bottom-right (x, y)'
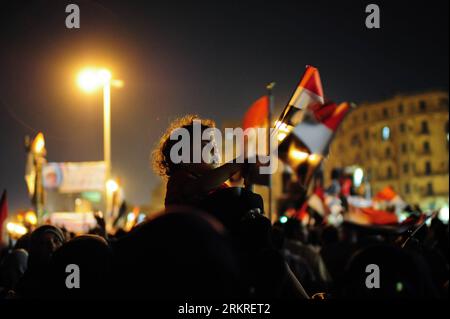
top-left (0, 193), bottom-right (448, 300)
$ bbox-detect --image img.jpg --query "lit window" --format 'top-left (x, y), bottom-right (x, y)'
top-left (353, 168), bottom-right (364, 187)
top-left (382, 126), bottom-right (390, 141)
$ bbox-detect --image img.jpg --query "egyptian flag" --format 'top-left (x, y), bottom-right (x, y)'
top-left (347, 206), bottom-right (399, 226)
top-left (374, 186), bottom-right (397, 201)
top-left (278, 101), bottom-right (352, 187)
top-left (242, 96), bottom-right (271, 185)
top-left (276, 65), bottom-right (324, 128)
top-left (0, 190), bottom-right (8, 242)
top-left (295, 186), bottom-right (329, 224)
top-left (288, 101), bottom-right (352, 155)
top-left (243, 96), bottom-right (269, 130)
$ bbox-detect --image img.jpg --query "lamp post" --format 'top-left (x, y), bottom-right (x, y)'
top-left (77, 68), bottom-right (123, 224)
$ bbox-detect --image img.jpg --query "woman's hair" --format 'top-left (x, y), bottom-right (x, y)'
top-left (152, 114), bottom-right (216, 178)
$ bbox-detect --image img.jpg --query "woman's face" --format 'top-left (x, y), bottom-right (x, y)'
top-left (185, 133), bottom-right (220, 174)
top-left (201, 134), bottom-right (220, 166)
top-left (32, 232), bottom-right (63, 264)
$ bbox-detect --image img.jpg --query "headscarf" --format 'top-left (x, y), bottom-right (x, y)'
top-left (28, 225), bottom-right (65, 269)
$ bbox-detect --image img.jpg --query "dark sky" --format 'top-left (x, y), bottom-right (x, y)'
top-left (0, 0), bottom-right (448, 211)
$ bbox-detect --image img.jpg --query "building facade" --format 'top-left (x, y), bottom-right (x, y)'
top-left (323, 91), bottom-right (449, 210)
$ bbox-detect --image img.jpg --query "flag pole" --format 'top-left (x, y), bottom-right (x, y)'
top-left (266, 82), bottom-right (276, 223)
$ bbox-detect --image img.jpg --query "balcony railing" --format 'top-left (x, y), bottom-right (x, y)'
top-left (416, 149), bottom-right (432, 156)
top-left (421, 191), bottom-right (449, 197)
top-left (414, 170), bottom-right (449, 177)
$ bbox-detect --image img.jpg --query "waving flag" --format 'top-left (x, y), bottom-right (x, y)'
top-left (278, 100), bottom-right (352, 188)
top-left (243, 96), bottom-right (269, 130)
top-left (277, 65), bottom-right (325, 127)
top-left (241, 96), bottom-right (272, 186)
top-left (374, 186), bottom-right (397, 201)
top-left (289, 101), bottom-right (352, 155)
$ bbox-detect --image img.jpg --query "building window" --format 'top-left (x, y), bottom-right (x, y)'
top-left (383, 108), bottom-right (389, 118)
top-left (400, 123), bottom-right (406, 133)
top-left (398, 103), bottom-right (404, 114)
top-left (401, 143), bottom-right (408, 154)
top-left (403, 163), bottom-right (409, 174)
top-left (382, 126), bottom-right (390, 141)
top-left (421, 121), bottom-right (429, 134)
top-left (364, 129), bottom-right (369, 140)
top-left (387, 167), bottom-right (393, 179)
top-left (404, 183), bottom-right (410, 194)
top-left (423, 141), bottom-right (430, 153)
top-left (385, 147), bottom-right (391, 158)
top-left (351, 134), bottom-right (360, 146)
top-left (363, 112), bottom-right (368, 121)
top-left (419, 100), bottom-right (427, 112)
top-left (425, 161), bottom-right (432, 175)
top-left (366, 150), bottom-right (371, 159)
top-left (439, 97), bottom-right (449, 108)
top-left (426, 182), bottom-right (434, 196)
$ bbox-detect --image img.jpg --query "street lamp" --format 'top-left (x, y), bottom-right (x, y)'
top-left (77, 68), bottom-right (123, 222)
top-left (77, 68), bottom-right (115, 178)
top-left (106, 178), bottom-right (119, 194)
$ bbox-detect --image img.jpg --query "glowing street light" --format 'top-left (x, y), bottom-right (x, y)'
top-left (77, 69), bottom-right (100, 92)
top-left (76, 67), bottom-right (122, 177)
top-left (77, 68), bottom-right (116, 92)
top-left (106, 179), bottom-right (119, 194)
top-left (77, 67), bottom-right (123, 221)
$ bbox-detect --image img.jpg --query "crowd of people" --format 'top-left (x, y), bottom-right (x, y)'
top-left (0, 115), bottom-right (448, 300)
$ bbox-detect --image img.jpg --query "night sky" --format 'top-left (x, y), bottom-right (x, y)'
top-left (0, 0), bottom-right (448, 211)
